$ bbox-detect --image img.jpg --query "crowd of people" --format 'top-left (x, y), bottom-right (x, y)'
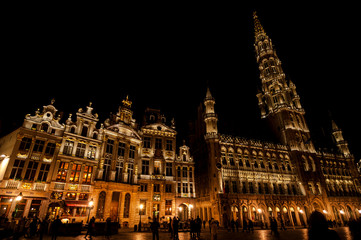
top-left (1, 211), bottom-right (361, 239)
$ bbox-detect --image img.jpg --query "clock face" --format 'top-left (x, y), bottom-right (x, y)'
top-left (216, 162), bottom-right (222, 169)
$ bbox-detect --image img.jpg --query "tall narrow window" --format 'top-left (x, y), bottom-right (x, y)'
top-left (129, 146), bottom-right (136, 159)
top-left (56, 162), bottom-right (69, 182)
top-left (96, 191), bottom-right (106, 219)
top-left (118, 142), bottom-right (125, 157)
top-left (115, 159), bottom-right (123, 183)
top-left (82, 166), bottom-right (93, 184)
top-left (102, 157), bottom-right (111, 181)
top-left (19, 137), bottom-right (32, 151)
top-left (127, 163), bottom-right (133, 183)
top-left (24, 161), bottom-right (38, 180)
top-left (63, 140), bottom-right (74, 156)
top-left (166, 140), bottom-right (173, 151)
top-left (37, 163), bottom-right (50, 182)
top-left (123, 193), bottom-right (131, 218)
top-left (166, 162), bottom-right (173, 176)
top-left (106, 139), bottom-right (114, 154)
top-left (76, 143), bottom-right (86, 158)
top-left (143, 137), bottom-right (151, 148)
top-left (165, 200), bottom-right (172, 215)
top-left (69, 164), bottom-right (82, 182)
top-left (87, 146), bottom-right (96, 160)
top-left (45, 142), bottom-right (56, 155)
top-left (33, 140), bottom-right (45, 153)
top-left (81, 126), bottom-right (88, 137)
top-left (142, 160), bottom-right (149, 175)
top-left (10, 159), bottom-right (25, 179)
top-left (182, 167), bottom-right (188, 178)
top-left (155, 138), bottom-right (162, 149)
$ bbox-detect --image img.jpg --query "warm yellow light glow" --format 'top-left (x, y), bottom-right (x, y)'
top-left (89, 199), bottom-right (94, 207)
top-left (189, 204), bottom-right (193, 209)
top-left (139, 204), bottom-right (144, 210)
top-left (15, 193), bottom-right (22, 201)
top-left (257, 208), bottom-right (262, 213)
top-left (322, 210), bottom-right (327, 214)
top-left (299, 210), bottom-right (304, 214)
top-left (340, 210), bottom-right (345, 214)
top-left (179, 207), bottom-right (183, 212)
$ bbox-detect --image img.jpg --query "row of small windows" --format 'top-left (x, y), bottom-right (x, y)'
top-left (220, 148), bottom-right (290, 160)
top-left (223, 180), bottom-right (301, 196)
top-left (105, 140), bottom-right (136, 159)
top-left (143, 137), bottom-right (173, 151)
top-left (10, 159), bottom-right (93, 185)
top-left (19, 137), bottom-right (56, 155)
top-left (326, 183), bottom-right (359, 197)
top-left (221, 151), bottom-right (292, 171)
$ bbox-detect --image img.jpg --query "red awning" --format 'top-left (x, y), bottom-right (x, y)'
top-left (64, 200), bottom-right (89, 207)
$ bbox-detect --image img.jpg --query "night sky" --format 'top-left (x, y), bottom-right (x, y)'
top-left (1, 3), bottom-right (360, 162)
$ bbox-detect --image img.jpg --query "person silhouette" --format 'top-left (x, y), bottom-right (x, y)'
top-left (308, 211), bottom-right (341, 240)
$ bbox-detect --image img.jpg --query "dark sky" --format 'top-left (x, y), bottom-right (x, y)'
top-left (1, 3), bottom-right (360, 162)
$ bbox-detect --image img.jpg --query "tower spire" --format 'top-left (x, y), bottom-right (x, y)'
top-left (253, 11), bottom-right (265, 35)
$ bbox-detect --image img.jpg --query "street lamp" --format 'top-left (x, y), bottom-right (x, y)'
top-left (87, 198), bottom-right (94, 223)
top-left (138, 204), bottom-right (144, 232)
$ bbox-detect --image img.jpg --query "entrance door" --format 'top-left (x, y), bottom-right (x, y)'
top-left (110, 192), bottom-right (120, 221)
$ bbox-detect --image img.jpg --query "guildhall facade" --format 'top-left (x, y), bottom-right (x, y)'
top-left (0, 98), bottom-right (195, 227)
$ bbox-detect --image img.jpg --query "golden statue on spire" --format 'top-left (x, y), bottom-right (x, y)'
top-left (122, 95), bottom-right (132, 108)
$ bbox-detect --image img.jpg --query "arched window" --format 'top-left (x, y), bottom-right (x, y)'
top-left (123, 193), bottom-right (131, 218)
top-left (309, 157), bottom-right (316, 172)
top-left (302, 156), bottom-right (309, 171)
top-left (96, 191), bottom-right (106, 219)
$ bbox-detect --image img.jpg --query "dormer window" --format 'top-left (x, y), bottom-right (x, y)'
top-left (81, 126), bottom-right (88, 137)
top-left (41, 123), bottom-right (49, 132)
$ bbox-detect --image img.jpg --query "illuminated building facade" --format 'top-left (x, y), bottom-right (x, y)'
top-left (190, 13), bottom-right (361, 228)
top-left (0, 98), bottom-right (195, 227)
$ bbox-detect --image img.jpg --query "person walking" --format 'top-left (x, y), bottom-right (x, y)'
top-left (105, 217), bottom-right (112, 239)
top-left (242, 218), bottom-right (248, 232)
top-left (85, 216), bottom-right (95, 239)
top-left (210, 218), bottom-right (218, 240)
top-left (173, 217), bottom-right (179, 240)
top-left (248, 219), bottom-right (254, 233)
top-left (168, 217), bottom-right (173, 239)
top-left (308, 211), bottom-right (341, 240)
top-left (51, 216), bottom-right (62, 240)
top-left (270, 217), bottom-right (279, 237)
top-left (150, 218), bottom-right (160, 240)
top-left (195, 216), bottom-right (202, 239)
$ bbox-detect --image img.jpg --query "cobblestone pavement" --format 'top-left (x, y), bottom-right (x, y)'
top-left (18, 227), bottom-right (353, 240)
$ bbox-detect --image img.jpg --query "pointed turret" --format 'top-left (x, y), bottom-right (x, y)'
top-left (203, 88), bottom-right (218, 138)
top-left (331, 119), bottom-right (350, 156)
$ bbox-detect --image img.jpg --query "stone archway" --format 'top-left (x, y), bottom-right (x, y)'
top-left (178, 203), bottom-right (188, 221)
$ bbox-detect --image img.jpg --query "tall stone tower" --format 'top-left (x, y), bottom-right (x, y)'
top-left (254, 12), bottom-right (315, 153)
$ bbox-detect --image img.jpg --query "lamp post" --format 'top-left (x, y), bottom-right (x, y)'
top-left (138, 204), bottom-right (144, 232)
top-left (87, 198), bottom-right (94, 223)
